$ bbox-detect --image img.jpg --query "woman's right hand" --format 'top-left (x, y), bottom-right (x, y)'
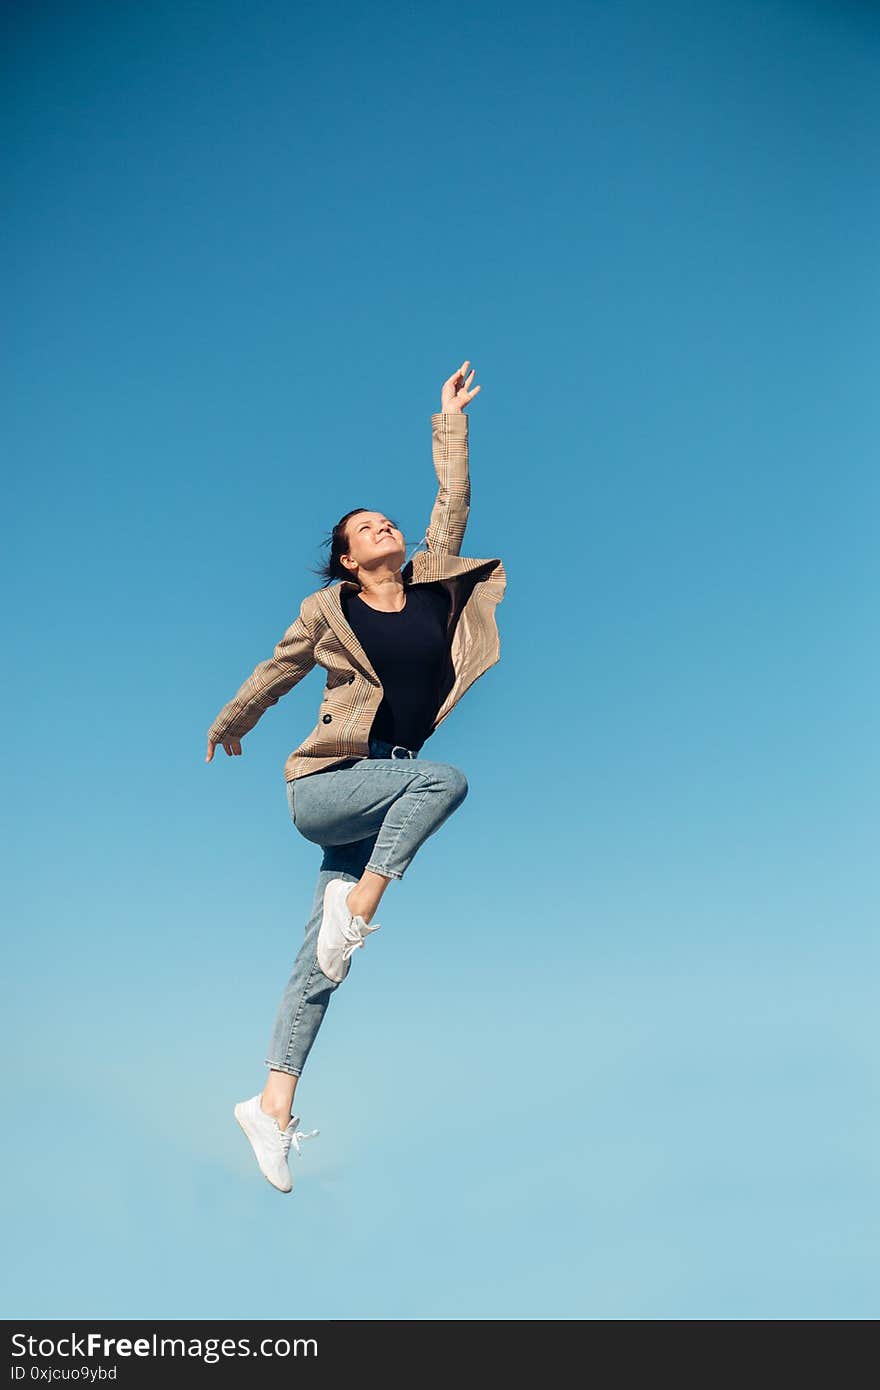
top-left (206, 737), bottom-right (243, 762)
top-left (441, 360), bottom-right (480, 412)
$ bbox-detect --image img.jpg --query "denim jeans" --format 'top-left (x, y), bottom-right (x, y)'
top-left (264, 735), bottom-right (469, 1078)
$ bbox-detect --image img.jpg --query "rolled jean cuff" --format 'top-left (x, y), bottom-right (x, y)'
top-left (264, 1060), bottom-right (302, 1077)
top-left (364, 861), bottom-right (404, 880)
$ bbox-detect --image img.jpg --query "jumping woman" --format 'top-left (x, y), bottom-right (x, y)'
top-left (205, 361), bottom-right (507, 1193)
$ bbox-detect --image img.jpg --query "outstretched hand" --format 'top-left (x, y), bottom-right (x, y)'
top-left (206, 737), bottom-right (242, 762)
top-left (441, 360), bottom-right (481, 413)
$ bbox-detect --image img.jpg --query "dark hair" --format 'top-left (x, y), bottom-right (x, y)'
top-left (310, 508), bottom-right (371, 588)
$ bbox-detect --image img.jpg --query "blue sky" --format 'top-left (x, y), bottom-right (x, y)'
top-left (3, 0), bottom-right (878, 1319)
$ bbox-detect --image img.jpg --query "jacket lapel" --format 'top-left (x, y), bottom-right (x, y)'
top-left (311, 581), bottom-right (381, 683)
top-left (411, 550), bottom-right (506, 730)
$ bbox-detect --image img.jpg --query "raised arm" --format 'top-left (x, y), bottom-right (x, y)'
top-left (425, 360), bottom-right (481, 558)
top-left (205, 598), bottom-right (317, 760)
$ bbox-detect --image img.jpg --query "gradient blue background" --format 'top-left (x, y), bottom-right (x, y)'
top-left (4, 0), bottom-right (877, 1320)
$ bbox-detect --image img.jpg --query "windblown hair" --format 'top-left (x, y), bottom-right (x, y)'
top-left (310, 508), bottom-right (371, 588)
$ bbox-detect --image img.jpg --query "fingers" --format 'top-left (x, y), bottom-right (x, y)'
top-left (441, 360), bottom-right (481, 412)
top-left (444, 359), bottom-right (470, 388)
top-left (458, 364), bottom-right (476, 393)
top-left (206, 737), bottom-right (242, 760)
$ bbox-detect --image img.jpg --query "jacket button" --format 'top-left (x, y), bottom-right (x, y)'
top-left (322, 714), bottom-right (332, 724)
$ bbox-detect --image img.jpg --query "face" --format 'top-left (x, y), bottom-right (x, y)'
top-left (340, 511), bottom-right (406, 577)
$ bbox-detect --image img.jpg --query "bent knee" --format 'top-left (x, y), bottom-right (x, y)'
top-left (443, 765), bottom-right (469, 806)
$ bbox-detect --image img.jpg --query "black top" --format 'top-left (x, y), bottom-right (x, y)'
top-left (341, 580), bottom-right (453, 752)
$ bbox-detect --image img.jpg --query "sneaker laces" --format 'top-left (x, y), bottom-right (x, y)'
top-left (278, 1119), bottom-right (320, 1158)
top-left (339, 912), bottom-right (381, 962)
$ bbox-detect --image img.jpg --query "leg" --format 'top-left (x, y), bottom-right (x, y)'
top-left (262, 834), bottom-right (376, 1126)
top-left (292, 756), bottom-right (469, 883)
top-left (263, 755), bottom-right (469, 1121)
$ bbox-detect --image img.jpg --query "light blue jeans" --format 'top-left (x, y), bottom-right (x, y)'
top-left (264, 735), bottom-right (469, 1078)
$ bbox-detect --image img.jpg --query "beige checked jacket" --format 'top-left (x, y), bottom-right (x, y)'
top-left (207, 411), bottom-right (507, 782)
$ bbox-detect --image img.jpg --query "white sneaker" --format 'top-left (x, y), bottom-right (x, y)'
top-left (233, 1093), bottom-right (319, 1193)
top-left (317, 878), bottom-right (382, 983)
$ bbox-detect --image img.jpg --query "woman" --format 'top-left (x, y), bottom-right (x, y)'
top-left (206, 361), bottom-right (506, 1193)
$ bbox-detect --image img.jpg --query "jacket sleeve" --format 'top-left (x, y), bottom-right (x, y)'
top-left (207, 600), bottom-right (317, 744)
top-left (425, 412), bottom-right (470, 556)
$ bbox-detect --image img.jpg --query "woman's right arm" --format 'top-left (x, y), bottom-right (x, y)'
top-left (425, 361), bottom-right (481, 558)
top-left (205, 599), bottom-right (317, 761)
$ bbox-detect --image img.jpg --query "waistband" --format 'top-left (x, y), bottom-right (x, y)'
top-left (368, 735), bottom-right (418, 759)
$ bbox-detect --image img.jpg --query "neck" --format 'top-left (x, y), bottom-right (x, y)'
top-left (354, 569), bottom-right (405, 602)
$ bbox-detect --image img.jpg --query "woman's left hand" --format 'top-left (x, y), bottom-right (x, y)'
top-left (441, 360), bottom-right (480, 413)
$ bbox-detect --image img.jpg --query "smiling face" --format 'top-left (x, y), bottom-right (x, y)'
top-left (339, 510), bottom-right (407, 580)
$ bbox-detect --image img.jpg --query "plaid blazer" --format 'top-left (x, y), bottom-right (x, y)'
top-left (207, 411), bottom-right (507, 782)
